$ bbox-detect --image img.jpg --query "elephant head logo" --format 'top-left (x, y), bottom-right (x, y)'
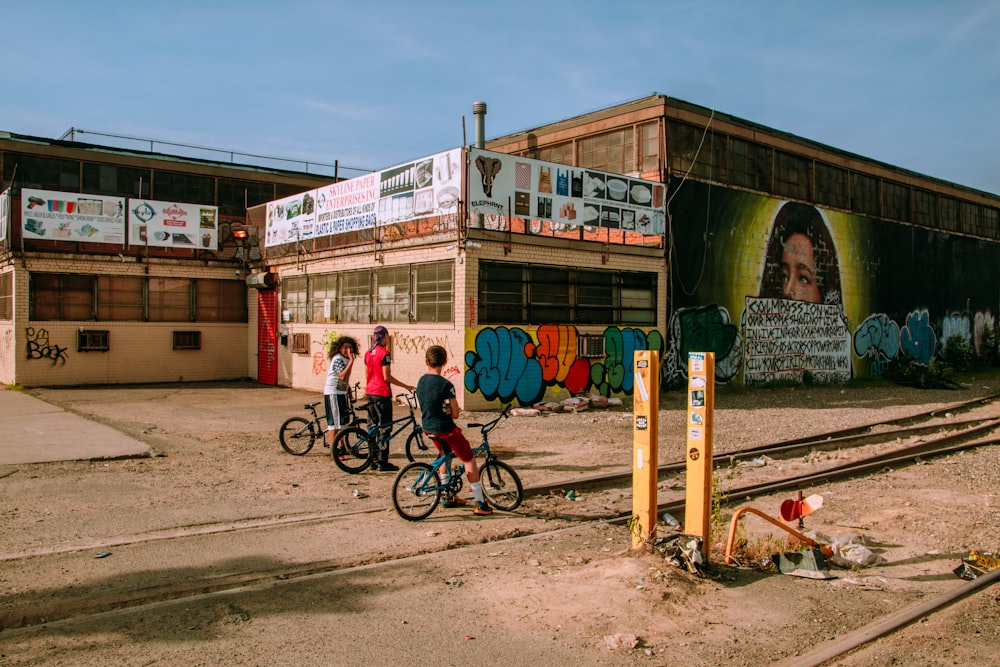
top-left (475, 155), bottom-right (503, 197)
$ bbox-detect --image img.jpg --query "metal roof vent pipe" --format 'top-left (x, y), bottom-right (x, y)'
top-left (473, 101), bottom-right (487, 149)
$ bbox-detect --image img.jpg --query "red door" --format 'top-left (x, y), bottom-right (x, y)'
top-left (257, 290), bottom-right (278, 385)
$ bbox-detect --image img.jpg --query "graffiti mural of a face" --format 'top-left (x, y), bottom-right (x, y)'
top-left (780, 232), bottom-right (822, 303)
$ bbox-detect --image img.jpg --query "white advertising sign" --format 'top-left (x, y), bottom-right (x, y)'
top-left (128, 199), bottom-right (219, 249)
top-left (264, 147), bottom-right (462, 248)
top-left (0, 187), bottom-right (9, 242)
top-left (468, 148), bottom-right (666, 235)
top-left (265, 189), bottom-right (317, 247)
top-left (21, 188), bottom-right (125, 244)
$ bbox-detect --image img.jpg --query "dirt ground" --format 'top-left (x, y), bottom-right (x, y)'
top-left (1, 376), bottom-right (999, 666)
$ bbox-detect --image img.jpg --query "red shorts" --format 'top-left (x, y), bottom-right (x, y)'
top-left (426, 427), bottom-right (474, 462)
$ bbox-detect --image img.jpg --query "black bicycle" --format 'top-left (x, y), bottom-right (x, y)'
top-left (391, 403), bottom-right (523, 520)
top-left (278, 383), bottom-right (367, 455)
top-left (332, 393), bottom-right (429, 473)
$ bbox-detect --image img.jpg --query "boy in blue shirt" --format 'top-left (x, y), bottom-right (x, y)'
top-left (414, 345), bottom-right (492, 515)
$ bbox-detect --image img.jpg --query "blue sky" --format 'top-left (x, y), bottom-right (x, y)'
top-left (3, 1), bottom-right (999, 193)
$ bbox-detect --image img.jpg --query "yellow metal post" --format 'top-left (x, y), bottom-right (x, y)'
top-left (684, 352), bottom-right (715, 558)
top-left (631, 350), bottom-right (659, 550)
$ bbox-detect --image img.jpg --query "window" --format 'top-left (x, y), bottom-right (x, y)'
top-left (478, 262), bottom-right (657, 326)
top-left (172, 331), bottom-right (201, 350)
top-left (30, 273), bottom-right (95, 320)
top-left (668, 122), bottom-right (725, 181)
top-left (153, 170), bottom-right (214, 204)
top-left (937, 196), bottom-right (958, 232)
top-left (291, 333), bottom-right (310, 354)
top-left (195, 279), bottom-right (247, 322)
top-left (78, 330), bottom-right (109, 352)
top-left (338, 270), bottom-right (371, 323)
top-left (620, 273), bottom-right (657, 325)
top-left (218, 179), bottom-right (276, 217)
top-left (3, 152), bottom-right (80, 193)
top-left (414, 261), bottom-right (453, 323)
top-left (375, 265), bottom-right (411, 323)
top-left (983, 207), bottom-right (999, 239)
top-left (850, 172), bottom-right (880, 217)
top-left (281, 276), bottom-right (308, 323)
top-left (639, 122), bottom-right (660, 175)
top-left (149, 277), bottom-right (191, 322)
top-left (309, 274), bottom-right (337, 323)
top-left (960, 202), bottom-right (981, 236)
top-left (479, 262), bottom-right (525, 323)
top-left (97, 275), bottom-right (144, 321)
top-left (774, 151), bottom-right (810, 200)
top-left (82, 163), bottom-right (150, 197)
top-left (815, 162), bottom-right (848, 209)
top-left (529, 266), bottom-right (571, 323)
top-left (0, 272), bottom-right (12, 320)
top-left (729, 138), bottom-right (771, 191)
top-left (534, 142), bottom-right (574, 165)
top-left (577, 270), bottom-right (615, 323)
top-left (579, 128), bottom-right (634, 174)
top-left (913, 189), bottom-right (936, 228)
top-left (883, 181), bottom-right (910, 222)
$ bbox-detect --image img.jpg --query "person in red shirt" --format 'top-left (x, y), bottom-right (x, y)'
top-left (364, 325), bottom-right (413, 472)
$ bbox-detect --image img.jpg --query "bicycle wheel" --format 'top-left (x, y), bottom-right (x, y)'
top-left (404, 429), bottom-right (436, 463)
top-left (279, 416), bottom-right (317, 455)
top-left (392, 462), bottom-right (441, 521)
top-left (481, 460), bottom-right (523, 511)
top-left (332, 426), bottom-right (376, 474)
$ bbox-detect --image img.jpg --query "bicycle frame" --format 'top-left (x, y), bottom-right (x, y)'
top-left (364, 394), bottom-right (422, 445)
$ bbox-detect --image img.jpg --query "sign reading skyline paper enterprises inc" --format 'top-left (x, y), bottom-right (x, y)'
top-left (265, 148), bottom-right (462, 247)
top-left (468, 148), bottom-right (665, 235)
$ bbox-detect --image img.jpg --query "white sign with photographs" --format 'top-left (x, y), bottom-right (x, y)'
top-left (468, 148), bottom-right (665, 235)
top-left (21, 188), bottom-right (125, 244)
top-left (264, 148), bottom-right (462, 248)
top-left (0, 187), bottom-right (9, 243)
top-left (128, 199), bottom-right (219, 249)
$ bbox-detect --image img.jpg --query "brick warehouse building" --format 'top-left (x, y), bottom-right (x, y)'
top-left (5, 95), bottom-right (1000, 407)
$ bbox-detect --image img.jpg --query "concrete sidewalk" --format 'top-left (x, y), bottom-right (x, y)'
top-left (0, 389), bottom-right (150, 465)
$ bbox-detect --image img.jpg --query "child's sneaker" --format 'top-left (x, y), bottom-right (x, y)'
top-left (473, 502), bottom-right (493, 516)
top-left (442, 496), bottom-right (468, 508)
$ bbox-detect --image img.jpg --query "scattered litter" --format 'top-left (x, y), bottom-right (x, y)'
top-left (818, 534), bottom-right (886, 568)
top-left (772, 548), bottom-right (835, 580)
top-left (446, 577), bottom-right (463, 587)
top-left (660, 512), bottom-right (681, 529)
top-left (95, 551), bottom-right (111, 558)
top-left (740, 455), bottom-right (775, 468)
top-left (352, 489), bottom-right (367, 499)
top-left (954, 550), bottom-right (998, 580)
top-left (424, 530), bottom-right (438, 537)
top-left (603, 633), bottom-right (640, 651)
top-left (510, 408), bottom-right (540, 417)
top-left (652, 533), bottom-right (714, 577)
top-left (465, 635), bottom-right (475, 640)
top-left (565, 489), bottom-right (578, 501)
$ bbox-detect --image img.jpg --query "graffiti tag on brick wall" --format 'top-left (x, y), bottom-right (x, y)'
top-left (853, 313), bottom-right (901, 378)
top-left (25, 327), bottom-right (68, 366)
top-left (665, 304), bottom-right (741, 384)
top-left (741, 297), bottom-right (850, 384)
top-left (900, 309), bottom-right (936, 365)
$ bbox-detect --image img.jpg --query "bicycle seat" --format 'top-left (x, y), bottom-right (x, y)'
top-left (305, 402), bottom-right (320, 409)
top-left (426, 433), bottom-right (452, 456)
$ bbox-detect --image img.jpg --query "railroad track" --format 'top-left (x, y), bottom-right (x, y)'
top-left (3, 394), bottom-right (998, 636)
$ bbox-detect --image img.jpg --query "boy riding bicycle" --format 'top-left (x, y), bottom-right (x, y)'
top-left (414, 345), bottom-right (492, 516)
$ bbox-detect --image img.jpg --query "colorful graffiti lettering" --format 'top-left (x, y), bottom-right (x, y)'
top-left (899, 310), bottom-right (936, 365)
top-left (25, 327), bottom-right (68, 366)
top-left (465, 325), bottom-right (663, 405)
top-left (853, 313), bottom-right (900, 360)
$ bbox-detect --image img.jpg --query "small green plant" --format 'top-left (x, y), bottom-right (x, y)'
top-left (942, 333), bottom-right (973, 372)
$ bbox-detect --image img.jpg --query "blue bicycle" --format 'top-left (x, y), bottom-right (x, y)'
top-left (391, 404), bottom-right (523, 520)
top-left (332, 393), bottom-right (428, 474)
